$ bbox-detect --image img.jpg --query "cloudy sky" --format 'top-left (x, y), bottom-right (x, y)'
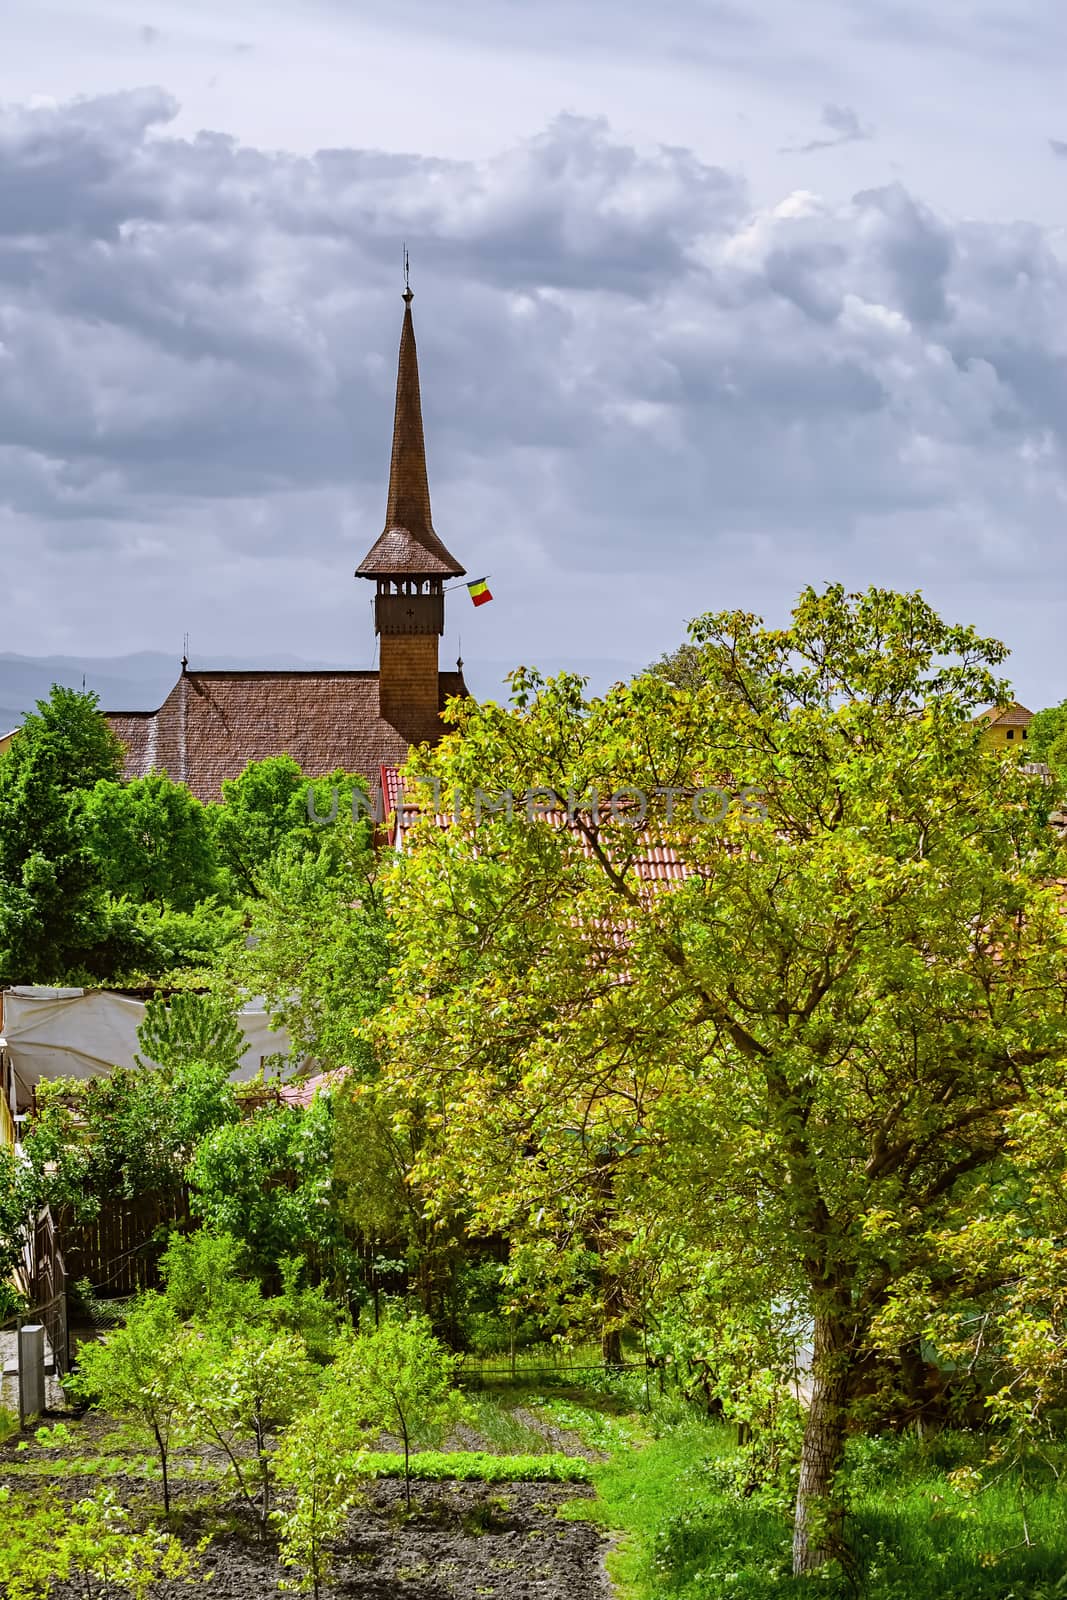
top-left (4, 0), bottom-right (1067, 704)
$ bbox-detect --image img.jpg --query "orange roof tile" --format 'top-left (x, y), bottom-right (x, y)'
top-left (977, 701), bottom-right (1034, 727)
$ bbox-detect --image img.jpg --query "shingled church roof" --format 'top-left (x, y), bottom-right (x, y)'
top-left (355, 289), bottom-right (465, 580)
top-left (108, 668), bottom-right (466, 803)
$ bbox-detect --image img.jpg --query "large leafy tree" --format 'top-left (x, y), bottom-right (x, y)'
top-left (1027, 697), bottom-right (1067, 786)
top-left (236, 814), bottom-right (389, 1074)
top-left (371, 585), bottom-right (1067, 1575)
top-left (0, 687), bottom-right (136, 983)
top-left (187, 1098), bottom-right (353, 1295)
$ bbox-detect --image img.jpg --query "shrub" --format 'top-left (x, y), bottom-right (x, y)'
top-left (70, 1293), bottom-right (197, 1516)
top-left (0, 1485), bottom-right (201, 1600)
top-left (186, 1325), bottom-right (318, 1536)
top-left (343, 1313), bottom-right (460, 1509)
top-left (267, 1255), bottom-right (345, 1364)
top-left (158, 1229), bottom-right (263, 1327)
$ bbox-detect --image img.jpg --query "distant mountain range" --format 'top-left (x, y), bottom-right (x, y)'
top-left (0, 652), bottom-right (643, 733)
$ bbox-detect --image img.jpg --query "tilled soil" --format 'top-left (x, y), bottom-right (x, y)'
top-left (183, 1481), bottom-right (608, 1600)
top-left (1, 1420), bottom-right (613, 1600)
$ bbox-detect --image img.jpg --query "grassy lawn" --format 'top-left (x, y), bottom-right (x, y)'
top-left (567, 1401), bottom-right (1067, 1600)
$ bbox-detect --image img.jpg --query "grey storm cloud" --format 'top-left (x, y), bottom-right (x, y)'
top-left (1, 87), bottom-right (1067, 599)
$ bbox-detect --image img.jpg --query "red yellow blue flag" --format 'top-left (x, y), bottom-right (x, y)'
top-left (467, 577), bottom-right (493, 607)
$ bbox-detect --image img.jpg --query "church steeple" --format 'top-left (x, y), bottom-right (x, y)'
top-left (357, 282), bottom-right (465, 737)
top-left (355, 285), bottom-right (465, 588)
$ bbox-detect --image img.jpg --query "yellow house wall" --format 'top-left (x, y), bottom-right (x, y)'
top-left (980, 721), bottom-right (1032, 754)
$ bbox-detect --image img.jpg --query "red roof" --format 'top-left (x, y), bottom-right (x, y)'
top-left (381, 767), bottom-right (691, 885)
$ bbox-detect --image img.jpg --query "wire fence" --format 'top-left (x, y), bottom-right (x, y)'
top-left (454, 1341), bottom-right (646, 1386)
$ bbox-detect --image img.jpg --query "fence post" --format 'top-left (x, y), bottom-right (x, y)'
top-left (18, 1323), bottom-right (46, 1423)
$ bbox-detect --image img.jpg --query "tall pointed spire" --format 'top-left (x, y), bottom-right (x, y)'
top-left (356, 283), bottom-right (465, 579)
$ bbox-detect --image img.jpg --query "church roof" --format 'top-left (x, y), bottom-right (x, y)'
top-left (107, 667), bottom-right (466, 803)
top-left (356, 290), bottom-right (465, 580)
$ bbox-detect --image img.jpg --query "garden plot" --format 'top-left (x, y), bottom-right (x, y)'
top-left (0, 1406), bottom-right (612, 1600)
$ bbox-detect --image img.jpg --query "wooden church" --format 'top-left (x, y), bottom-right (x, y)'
top-left (104, 286), bottom-right (468, 803)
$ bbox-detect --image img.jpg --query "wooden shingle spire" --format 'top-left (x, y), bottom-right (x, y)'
top-left (356, 285), bottom-right (465, 579)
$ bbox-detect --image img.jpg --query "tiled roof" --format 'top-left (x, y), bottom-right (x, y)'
top-left (355, 293), bottom-right (465, 580)
top-left (383, 770), bottom-right (691, 885)
top-left (977, 701), bottom-right (1034, 727)
top-left (106, 669), bottom-right (465, 803)
top-left (357, 525), bottom-right (463, 577)
top-left (278, 1069), bottom-right (349, 1108)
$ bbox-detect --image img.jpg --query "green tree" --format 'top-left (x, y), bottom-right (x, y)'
top-left (184, 1326), bottom-right (319, 1535)
top-left (272, 1360), bottom-right (369, 1598)
top-left (1025, 698), bottom-right (1067, 765)
top-left (1, 685), bottom-right (124, 792)
top-left (371, 585), bottom-right (1067, 1574)
top-left (237, 820), bottom-right (390, 1075)
top-left (645, 639), bottom-right (708, 690)
top-left (210, 757), bottom-right (369, 900)
top-left (82, 772), bottom-right (220, 910)
top-left (23, 997), bottom-right (240, 1224)
top-left (345, 1314), bottom-right (458, 1507)
top-left (187, 1097), bottom-right (351, 1293)
top-left (0, 687), bottom-right (134, 983)
top-left (136, 989), bottom-right (245, 1081)
top-left (72, 1294), bottom-right (196, 1515)
top-left (332, 1084), bottom-right (458, 1326)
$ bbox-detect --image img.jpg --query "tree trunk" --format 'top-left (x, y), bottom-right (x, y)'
top-left (792, 1311), bottom-right (850, 1576)
top-left (153, 1423), bottom-right (171, 1517)
top-left (601, 1323), bottom-right (623, 1366)
top-left (600, 1262), bottom-right (625, 1366)
top-left (255, 1413), bottom-right (270, 1536)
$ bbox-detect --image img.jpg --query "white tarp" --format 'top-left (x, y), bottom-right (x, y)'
top-left (0, 987), bottom-right (292, 1111)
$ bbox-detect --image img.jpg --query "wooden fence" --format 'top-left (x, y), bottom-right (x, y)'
top-left (9, 1207), bottom-right (71, 1378)
top-left (57, 1189), bottom-right (190, 1298)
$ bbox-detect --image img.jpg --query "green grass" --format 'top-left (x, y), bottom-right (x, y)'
top-left (362, 1449), bottom-right (591, 1483)
top-left (535, 1394), bottom-right (647, 1454)
top-left (567, 1419), bottom-right (732, 1597)
top-left (576, 1420), bottom-right (1067, 1600)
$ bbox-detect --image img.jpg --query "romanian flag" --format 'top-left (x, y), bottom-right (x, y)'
top-left (467, 577), bottom-right (493, 607)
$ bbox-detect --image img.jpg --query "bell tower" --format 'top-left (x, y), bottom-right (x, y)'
top-left (356, 284), bottom-right (465, 738)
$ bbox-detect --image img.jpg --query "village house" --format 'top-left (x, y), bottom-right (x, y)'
top-left (977, 701), bottom-right (1035, 753)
